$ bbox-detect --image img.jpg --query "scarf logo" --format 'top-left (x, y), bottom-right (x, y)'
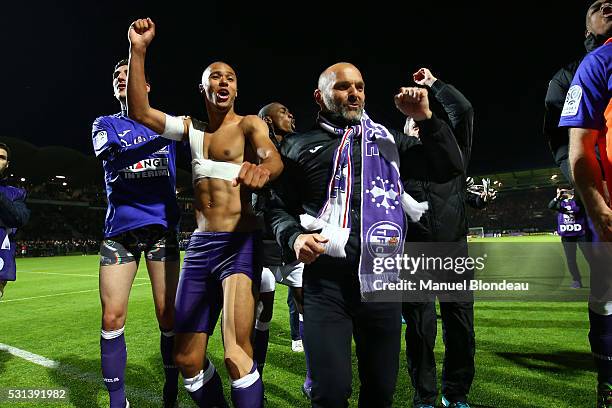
top-left (366, 176), bottom-right (400, 214)
top-left (366, 221), bottom-right (403, 265)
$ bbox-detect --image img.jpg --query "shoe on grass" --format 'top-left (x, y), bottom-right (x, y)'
top-left (292, 339), bottom-right (304, 353)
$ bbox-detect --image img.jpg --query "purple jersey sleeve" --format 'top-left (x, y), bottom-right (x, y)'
top-left (559, 44), bottom-right (612, 129)
top-left (92, 116), bottom-right (120, 158)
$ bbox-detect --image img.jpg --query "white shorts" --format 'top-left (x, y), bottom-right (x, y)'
top-left (260, 267), bottom-right (276, 293)
top-left (262, 261), bottom-right (303, 289)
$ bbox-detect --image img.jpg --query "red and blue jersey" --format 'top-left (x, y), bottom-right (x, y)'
top-left (559, 38), bottom-right (612, 196)
top-left (92, 112), bottom-right (179, 238)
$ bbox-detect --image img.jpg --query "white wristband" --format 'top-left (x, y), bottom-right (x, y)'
top-left (162, 114), bottom-right (186, 141)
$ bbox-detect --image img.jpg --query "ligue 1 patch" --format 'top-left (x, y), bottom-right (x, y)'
top-left (561, 85), bottom-right (583, 117)
top-left (93, 130), bottom-right (108, 150)
top-left (1, 234), bottom-right (9, 250)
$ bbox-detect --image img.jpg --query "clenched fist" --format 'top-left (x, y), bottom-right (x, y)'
top-left (232, 162), bottom-right (271, 189)
top-left (413, 68), bottom-right (437, 87)
top-left (129, 18), bottom-right (156, 51)
top-left (394, 87), bottom-right (432, 122)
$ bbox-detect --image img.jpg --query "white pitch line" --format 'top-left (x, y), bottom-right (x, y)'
top-left (19, 271), bottom-right (150, 281)
top-left (1, 283), bottom-right (151, 303)
top-left (0, 343), bottom-right (58, 368)
top-left (0, 343), bottom-right (165, 406)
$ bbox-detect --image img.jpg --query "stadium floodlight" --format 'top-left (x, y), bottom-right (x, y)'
top-left (55, 175), bottom-right (66, 179)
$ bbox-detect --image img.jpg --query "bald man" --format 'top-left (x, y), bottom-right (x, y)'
top-left (127, 18), bottom-right (283, 408)
top-left (267, 62), bottom-right (463, 407)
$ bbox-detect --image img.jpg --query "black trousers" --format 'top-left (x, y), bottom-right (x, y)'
top-left (303, 263), bottom-right (402, 408)
top-left (402, 300), bottom-right (475, 405)
top-left (561, 234), bottom-right (588, 283)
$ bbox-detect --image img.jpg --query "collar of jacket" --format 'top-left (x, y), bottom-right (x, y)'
top-left (318, 111), bottom-right (361, 132)
top-left (584, 33), bottom-right (608, 52)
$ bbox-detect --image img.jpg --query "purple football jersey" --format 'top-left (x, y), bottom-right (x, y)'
top-left (557, 198), bottom-right (586, 237)
top-left (92, 113), bottom-right (179, 237)
top-left (0, 184), bottom-right (26, 281)
top-left (559, 40), bottom-right (612, 130)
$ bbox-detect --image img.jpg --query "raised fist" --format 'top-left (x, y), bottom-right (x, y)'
top-left (413, 68), bottom-right (437, 87)
top-left (394, 87), bottom-right (432, 121)
top-left (129, 18), bottom-right (156, 50)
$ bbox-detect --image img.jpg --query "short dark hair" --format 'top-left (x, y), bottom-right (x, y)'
top-left (0, 142), bottom-right (11, 161)
top-left (114, 58), bottom-right (150, 83)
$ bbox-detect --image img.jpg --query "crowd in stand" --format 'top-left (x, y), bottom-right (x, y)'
top-left (467, 187), bottom-right (557, 234)
top-left (16, 239), bottom-right (99, 257)
top-left (12, 180), bottom-right (562, 257)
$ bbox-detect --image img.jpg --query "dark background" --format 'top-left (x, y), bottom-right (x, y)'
top-left (0, 1), bottom-right (594, 174)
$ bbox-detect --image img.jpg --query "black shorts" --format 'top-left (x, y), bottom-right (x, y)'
top-left (99, 225), bottom-right (179, 266)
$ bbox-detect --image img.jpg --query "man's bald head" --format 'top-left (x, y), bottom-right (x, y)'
top-left (258, 102), bottom-right (295, 136)
top-left (315, 62), bottom-right (365, 124)
top-left (258, 102), bottom-right (283, 118)
top-left (317, 62), bottom-right (360, 94)
top-left (201, 61), bottom-right (236, 85)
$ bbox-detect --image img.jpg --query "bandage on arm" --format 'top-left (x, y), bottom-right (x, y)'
top-left (161, 114), bottom-right (187, 141)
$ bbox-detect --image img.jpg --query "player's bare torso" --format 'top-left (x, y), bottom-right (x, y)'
top-left (194, 115), bottom-right (259, 232)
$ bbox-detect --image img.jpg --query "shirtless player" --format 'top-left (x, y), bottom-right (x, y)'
top-left (126, 18), bottom-right (283, 408)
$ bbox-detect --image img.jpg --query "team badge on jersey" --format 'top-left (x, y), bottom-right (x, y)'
top-left (561, 85), bottom-right (583, 117)
top-left (93, 130), bottom-right (108, 151)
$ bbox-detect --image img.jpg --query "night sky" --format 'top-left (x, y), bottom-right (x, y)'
top-left (1, 1), bottom-right (594, 175)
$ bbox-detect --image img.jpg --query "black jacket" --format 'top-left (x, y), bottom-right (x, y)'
top-left (403, 79), bottom-right (474, 242)
top-left (543, 35), bottom-right (604, 183)
top-left (265, 111), bottom-right (463, 267)
top-left (252, 128), bottom-right (293, 266)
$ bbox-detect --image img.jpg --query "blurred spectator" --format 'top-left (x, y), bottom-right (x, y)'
top-left (466, 187), bottom-right (557, 234)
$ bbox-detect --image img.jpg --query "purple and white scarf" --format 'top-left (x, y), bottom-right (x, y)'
top-left (300, 112), bottom-right (428, 295)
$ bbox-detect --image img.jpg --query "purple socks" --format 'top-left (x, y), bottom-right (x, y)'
top-left (230, 361), bottom-right (264, 408)
top-left (184, 359), bottom-right (228, 408)
top-left (101, 327), bottom-right (127, 408)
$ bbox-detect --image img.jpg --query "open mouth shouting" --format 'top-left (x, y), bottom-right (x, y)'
top-left (216, 88), bottom-right (231, 103)
top-left (601, 2), bottom-right (612, 18)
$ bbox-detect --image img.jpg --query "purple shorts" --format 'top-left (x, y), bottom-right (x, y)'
top-left (174, 231), bottom-right (262, 334)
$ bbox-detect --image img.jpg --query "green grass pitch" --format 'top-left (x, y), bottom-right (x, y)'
top-left (0, 235), bottom-right (597, 407)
